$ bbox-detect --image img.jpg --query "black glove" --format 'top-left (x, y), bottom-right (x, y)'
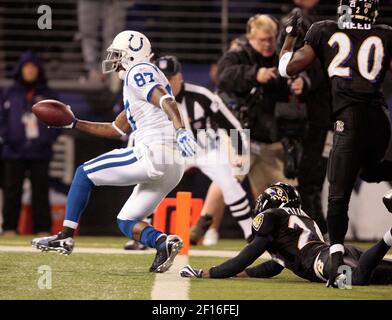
top-left (284, 8), bottom-right (303, 37)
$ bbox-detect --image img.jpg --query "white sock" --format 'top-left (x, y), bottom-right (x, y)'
top-left (383, 229), bottom-right (392, 247)
top-left (238, 218), bottom-right (252, 240)
top-left (330, 244), bottom-right (345, 255)
top-left (63, 220), bottom-right (78, 229)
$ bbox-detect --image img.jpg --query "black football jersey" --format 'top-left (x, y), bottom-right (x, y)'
top-left (304, 20), bottom-right (392, 112)
top-left (252, 207), bottom-right (328, 282)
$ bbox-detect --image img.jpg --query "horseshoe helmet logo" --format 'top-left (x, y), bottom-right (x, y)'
top-left (128, 35), bottom-right (144, 52)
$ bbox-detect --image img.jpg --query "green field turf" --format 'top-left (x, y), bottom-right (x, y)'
top-left (188, 257), bottom-right (392, 300)
top-left (0, 252), bottom-right (155, 300)
top-left (0, 236), bottom-right (391, 300)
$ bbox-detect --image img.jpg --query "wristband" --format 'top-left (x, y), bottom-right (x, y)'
top-left (159, 94), bottom-right (173, 109)
top-left (278, 51), bottom-right (294, 78)
top-left (112, 121), bottom-right (127, 136)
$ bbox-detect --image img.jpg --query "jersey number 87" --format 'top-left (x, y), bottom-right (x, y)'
top-left (134, 72), bottom-right (155, 87)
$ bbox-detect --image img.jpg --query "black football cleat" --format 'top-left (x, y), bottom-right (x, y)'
top-left (149, 235), bottom-right (183, 273)
top-left (382, 190), bottom-right (392, 213)
top-left (31, 233), bottom-right (75, 255)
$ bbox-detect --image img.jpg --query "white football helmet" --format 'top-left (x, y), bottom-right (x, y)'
top-left (102, 30), bottom-right (153, 79)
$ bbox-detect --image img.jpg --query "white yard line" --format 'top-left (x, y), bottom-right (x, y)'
top-left (151, 255), bottom-right (189, 300)
top-left (0, 245), bottom-right (261, 258)
top-left (0, 245), bottom-right (391, 260)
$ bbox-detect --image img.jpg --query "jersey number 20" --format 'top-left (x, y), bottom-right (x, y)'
top-left (328, 32), bottom-right (384, 82)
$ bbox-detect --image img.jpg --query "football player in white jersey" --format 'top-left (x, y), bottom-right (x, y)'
top-left (31, 30), bottom-right (197, 273)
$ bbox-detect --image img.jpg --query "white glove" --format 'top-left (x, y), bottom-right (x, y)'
top-left (176, 128), bottom-right (197, 157)
top-left (179, 265), bottom-right (203, 278)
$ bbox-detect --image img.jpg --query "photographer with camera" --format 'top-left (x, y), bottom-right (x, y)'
top-left (217, 14), bottom-right (308, 197)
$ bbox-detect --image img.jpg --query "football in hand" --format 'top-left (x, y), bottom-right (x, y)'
top-left (32, 99), bottom-right (75, 127)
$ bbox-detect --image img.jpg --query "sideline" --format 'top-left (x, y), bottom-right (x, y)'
top-left (151, 255), bottom-right (190, 300)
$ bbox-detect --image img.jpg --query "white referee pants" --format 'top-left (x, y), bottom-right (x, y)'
top-left (190, 149), bottom-right (252, 238)
top-left (188, 149), bottom-right (246, 205)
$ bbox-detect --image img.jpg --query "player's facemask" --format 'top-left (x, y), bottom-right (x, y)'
top-left (102, 48), bottom-right (154, 80)
top-left (102, 49), bottom-right (124, 74)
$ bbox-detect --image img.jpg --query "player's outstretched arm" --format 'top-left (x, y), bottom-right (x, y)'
top-left (74, 110), bottom-right (131, 139)
top-left (180, 235), bottom-right (271, 279)
top-left (237, 260), bottom-right (284, 278)
top-left (150, 86), bottom-right (197, 157)
top-left (150, 86), bottom-right (184, 130)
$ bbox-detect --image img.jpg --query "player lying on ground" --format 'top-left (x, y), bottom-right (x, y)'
top-left (180, 183), bottom-right (392, 286)
top-left (278, 0), bottom-right (392, 287)
top-left (31, 30), bottom-right (197, 273)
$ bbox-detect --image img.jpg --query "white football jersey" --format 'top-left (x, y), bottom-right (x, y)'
top-left (123, 62), bottom-right (176, 146)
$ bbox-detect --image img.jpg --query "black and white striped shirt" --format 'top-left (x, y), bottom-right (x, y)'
top-left (175, 82), bottom-right (244, 149)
